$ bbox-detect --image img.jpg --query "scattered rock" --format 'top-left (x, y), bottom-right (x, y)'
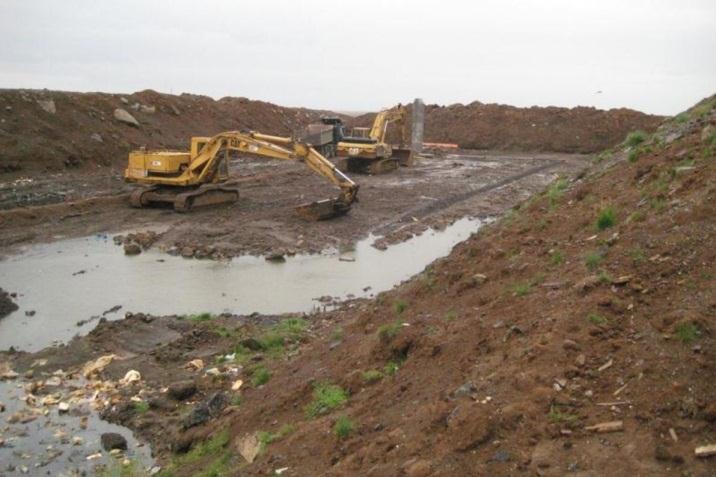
top-left (100, 432), bottom-right (128, 451)
top-left (37, 99), bottom-right (56, 114)
top-left (585, 420), bottom-right (623, 433)
top-left (237, 434), bottom-right (261, 463)
top-left (695, 444), bottom-right (716, 458)
top-left (0, 288), bottom-right (19, 318)
top-left (113, 108), bottom-right (140, 127)
top-left (119, 369), bottom-right (141, 385)
top-left (575, 354), bottom-right (586, 367)
top-left (58, 402), bottom-right (70, 413)
top-left (24, 310), bottom-right (36, 317)
top-left (90, 132), bottom-right (103, 143)
top-left (180, 247), bottom-right (195, 258)
top-left (562, 339), bottom-right (581, 351)
top-left (472, 273), bottom-right (488, 285)
top-left (124, 243), bottom-right (142, 255)
top-left (120, 97), bottom-right (129, 104)
top-left (183, 392), bottom-right (228, 429)
top-left (265, 251), bottom-right (286, 262)
top-left (655, 445), bottom-right (684, 464)
top-left (168, 380), bottom-right (197, 401)
top-left (239, 338), bottom-right (263, 351)
top-left (403, 459), bottom-right (432, 477)
top-left (702, 124), bottom-right (715, 143)
top-left (140, 105), bottom-right (156, 114)
top-left (454, 382), bottom-right (477, 399)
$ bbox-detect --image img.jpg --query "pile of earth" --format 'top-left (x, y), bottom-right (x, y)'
top-left (0, 88), bottom-right (339, 175)
top-left (349, 101), bottom-right (664, 154)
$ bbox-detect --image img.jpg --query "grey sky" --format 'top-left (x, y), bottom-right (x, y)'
top-left (1, 0), bottom-right (714, 115)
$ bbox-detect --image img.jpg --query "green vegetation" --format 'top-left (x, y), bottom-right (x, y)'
top-left (134, 401), bottom-right (149, 414)
top-left (251, 366), bottom-right (271, 386)
top-left (546, 177), bottom-right (568, 206)
top-left (250, 316), bottom-right (309, 357)
top-left (587, 313), bottom-right (607, 325)
top-left (627, 211), bottom-right (645, 224)
top-left (384, 361), bottom-right (400, 376)
top-left (334, 416), bottom-right (354, 439)
top-left (548, 406), bottom-right (578, 423)
top-left (675, 322), bottom-right (701, 344)
top-left (443, 310), bottom-right (457, 322)
top-left (690, 97), bottom-right (716, 119)
top-left (584, 250), bottom-right (604, 271)
top-left (550, 249), bottom-right (565, 266)
top-left (362, 369), bottom-right (384, 383)
top-left (596, 206), bottom-right (616, 230)
top-left (674, 112), bottom-right (688, 123)
top-left (305, 383), bottom-right (348, 417)
top-left (624, 130), bottom-right (648, 148)
top-left (593, 150), bottom-right (613, 164)
top-left (393, 299), bottom-right (408, 314)
top-left (186, 312), bottom-right (215, 322)
top-left (230, 395), bottom-right (242, 407)
top-left (330, 326), bottom-right (344, 342)
top-left (257, 424), bottom-right (295, 450)
top-left (597, 271), bottom-right (612, 284)
top-left (649, 197), bottom-right (667, 212)
top-left (629, 247), bottom-right (645, 264)
top-left (377, 321), bottom-right (402, 340)
top-left (158, 430), bottom-right (231, 477)
top-left (99, 459), bottom-right (149, 477)
top-left (512, 282), bottom-right (531, 297)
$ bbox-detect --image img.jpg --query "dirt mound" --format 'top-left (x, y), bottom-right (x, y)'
top-left (0, 287), bottom-right (18, 318)
top-left (350, 101), bottom-right (664, 154)
top-left (0, 89), bottom-right (338, 175)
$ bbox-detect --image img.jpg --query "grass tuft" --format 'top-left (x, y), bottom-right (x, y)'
top-left (596, 206), bottom-right (616, 230)
top-left (675, 322), bottom-right (701, 344)
top-left (584, 250), bottom-right (604, 271)
top-left (251, 365), bottom-right (271, 386)
top-left (305, 383), bottom-right (348, 418)
top-left (393, 299), bottom-right (408, 314)
top-left (377, 321), bottom-right (402, 340)
top-left (550, 250), bottom-right (565, 266)
top-left (362, 370), bottom-right (384, 383)
top-left (587, 313), bottom-right (607, 325)
top-left (334, 416), bottom-right (354, 439)
top-left (186, 312), bottom-right (214, 322)
top-left (624, 130), bottom-right (647, 148)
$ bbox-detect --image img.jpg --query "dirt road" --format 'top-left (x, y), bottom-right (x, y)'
top-left (0, 151), bottom-right (590, 259)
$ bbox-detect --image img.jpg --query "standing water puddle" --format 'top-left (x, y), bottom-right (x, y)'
top-left (0, 217), bottom-right (485, 351)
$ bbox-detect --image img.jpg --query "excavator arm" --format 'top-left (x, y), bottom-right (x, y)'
top-left (368, 105), bottom-right (409, 145)
top-left (125, 130), bottom-right (359, 220)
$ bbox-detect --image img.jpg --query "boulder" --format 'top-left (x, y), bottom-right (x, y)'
top-left (100, 432), bottom-right (128, 451)
top-left (113, 108), bottom-right (140, 127)
top-left (37, 99), bottom-right (56, 114)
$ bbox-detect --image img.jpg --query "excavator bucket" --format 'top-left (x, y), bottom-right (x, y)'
top-left (294, 198), bottom-right (351, 221)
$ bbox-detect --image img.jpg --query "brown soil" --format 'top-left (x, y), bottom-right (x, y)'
top-left (0, 88), bottom-right (339, 175)
top-left (350, 102), bottom-right (664, 154)
top-left (2, 96), bottom-right (714, 476)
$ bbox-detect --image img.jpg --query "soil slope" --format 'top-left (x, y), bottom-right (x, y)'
top-left (0, 89), bottom-right (337, 175)
top-left (350, 102), bottom-right (664, 154)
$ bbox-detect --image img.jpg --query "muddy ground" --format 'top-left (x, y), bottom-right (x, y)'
top-left (0, 151), bottom-right (590, 260)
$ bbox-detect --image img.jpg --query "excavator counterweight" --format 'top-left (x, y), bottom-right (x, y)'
top-left (124, 131), bottom-right (359, 220)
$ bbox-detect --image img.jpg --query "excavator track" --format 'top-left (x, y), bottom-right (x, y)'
top-left (346, 157), bottom-right (399, 175)
top-left (173, 183), bottom-right (240, 212)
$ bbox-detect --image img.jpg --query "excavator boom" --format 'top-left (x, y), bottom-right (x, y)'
top-left (124, 131), bottom-right (359, 220)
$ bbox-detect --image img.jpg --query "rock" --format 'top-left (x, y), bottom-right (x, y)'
top-left (574, 276), bottom-right (600, 292)
top-left (265, 251), bottom-right (286, 262)
top-left (180, 247), bottom-right (195, 258)
top-left (585, 420), bottom-right (623, 433)
top-left (24, 310), bottom-right (36, 317)
top-left (58, 402), bottom-right (70, 413)
top-left (168, 380), bottom-right (197, 401)
top-left (403, 459), bottom-right (432, 477)
top-left (454, 382), bottom-right (477, 399)
top-left (113, 108), bottom-right (140, 127)
top-left (575, 354), bottom-right (586, 367)
top-left (237, 434), bottom-right (261, 463)
top-left (183, 392), bottom-right (227, 429)
top-left (702, 124), bottom-right (715, 143)
top-left (446, 404), bottom-right (494, 451)
top-left (119, 369), bottom-right (141, 385)
top-left (0, 287), bottom-right (19, 318)
top-left (101, 432), bottom-right (128, 451)
top-left (0, 401), bottom-right (4, 412)
top-left (5, 105), bottom-right (12, 111)
top-left (472, 273), bottom-right (488, 285)
top-left (170, 104), bottom-right (181, 116)
top-left (123, 243), bottom-right (141, 255)
top-left (90, 133), bottom-right (103, 143)
top-left (702, 403), bottom-right (716, 422)
top-left (37, 99), bottom-right (56, 114)
top-left (140, 105), bottom-right (156, 114)
top-left (120, 97), bottom-right (129, 104)
top-left (695, 444), bottom-right (716, 458)
top-left (239, 338), bottom-right (263, 351)
top-left (562, 339), bottom-right (581, 351)
top-left (490, 449), bottom-right (511, 462)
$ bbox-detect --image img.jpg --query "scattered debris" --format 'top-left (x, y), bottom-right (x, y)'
top-left (585, 421), bottom-right (624, 433)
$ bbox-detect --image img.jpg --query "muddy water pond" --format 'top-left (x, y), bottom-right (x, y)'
top-left (0, 217), bottom-right (486, 351)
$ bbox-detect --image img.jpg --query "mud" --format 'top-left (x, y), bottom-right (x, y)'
top-left (0, 151), bottom-right (589, 261)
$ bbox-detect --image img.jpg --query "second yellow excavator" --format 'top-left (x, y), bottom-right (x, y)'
top-left (336, 104), bottom-right (413, 174)
top-left (124, 131), bottom-right (359, 220)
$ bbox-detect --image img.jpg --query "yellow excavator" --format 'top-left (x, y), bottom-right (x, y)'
top-left (123, 131), bottom-right (359, 220)
top-left (336, 104), bottom-right (413, 174)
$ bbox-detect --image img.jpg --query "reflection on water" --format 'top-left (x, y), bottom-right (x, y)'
top-left (0, 217), bottom-right (485, 351)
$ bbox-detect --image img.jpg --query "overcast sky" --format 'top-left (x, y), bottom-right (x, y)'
top-left (0, 0), bottom-right (714, 115)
